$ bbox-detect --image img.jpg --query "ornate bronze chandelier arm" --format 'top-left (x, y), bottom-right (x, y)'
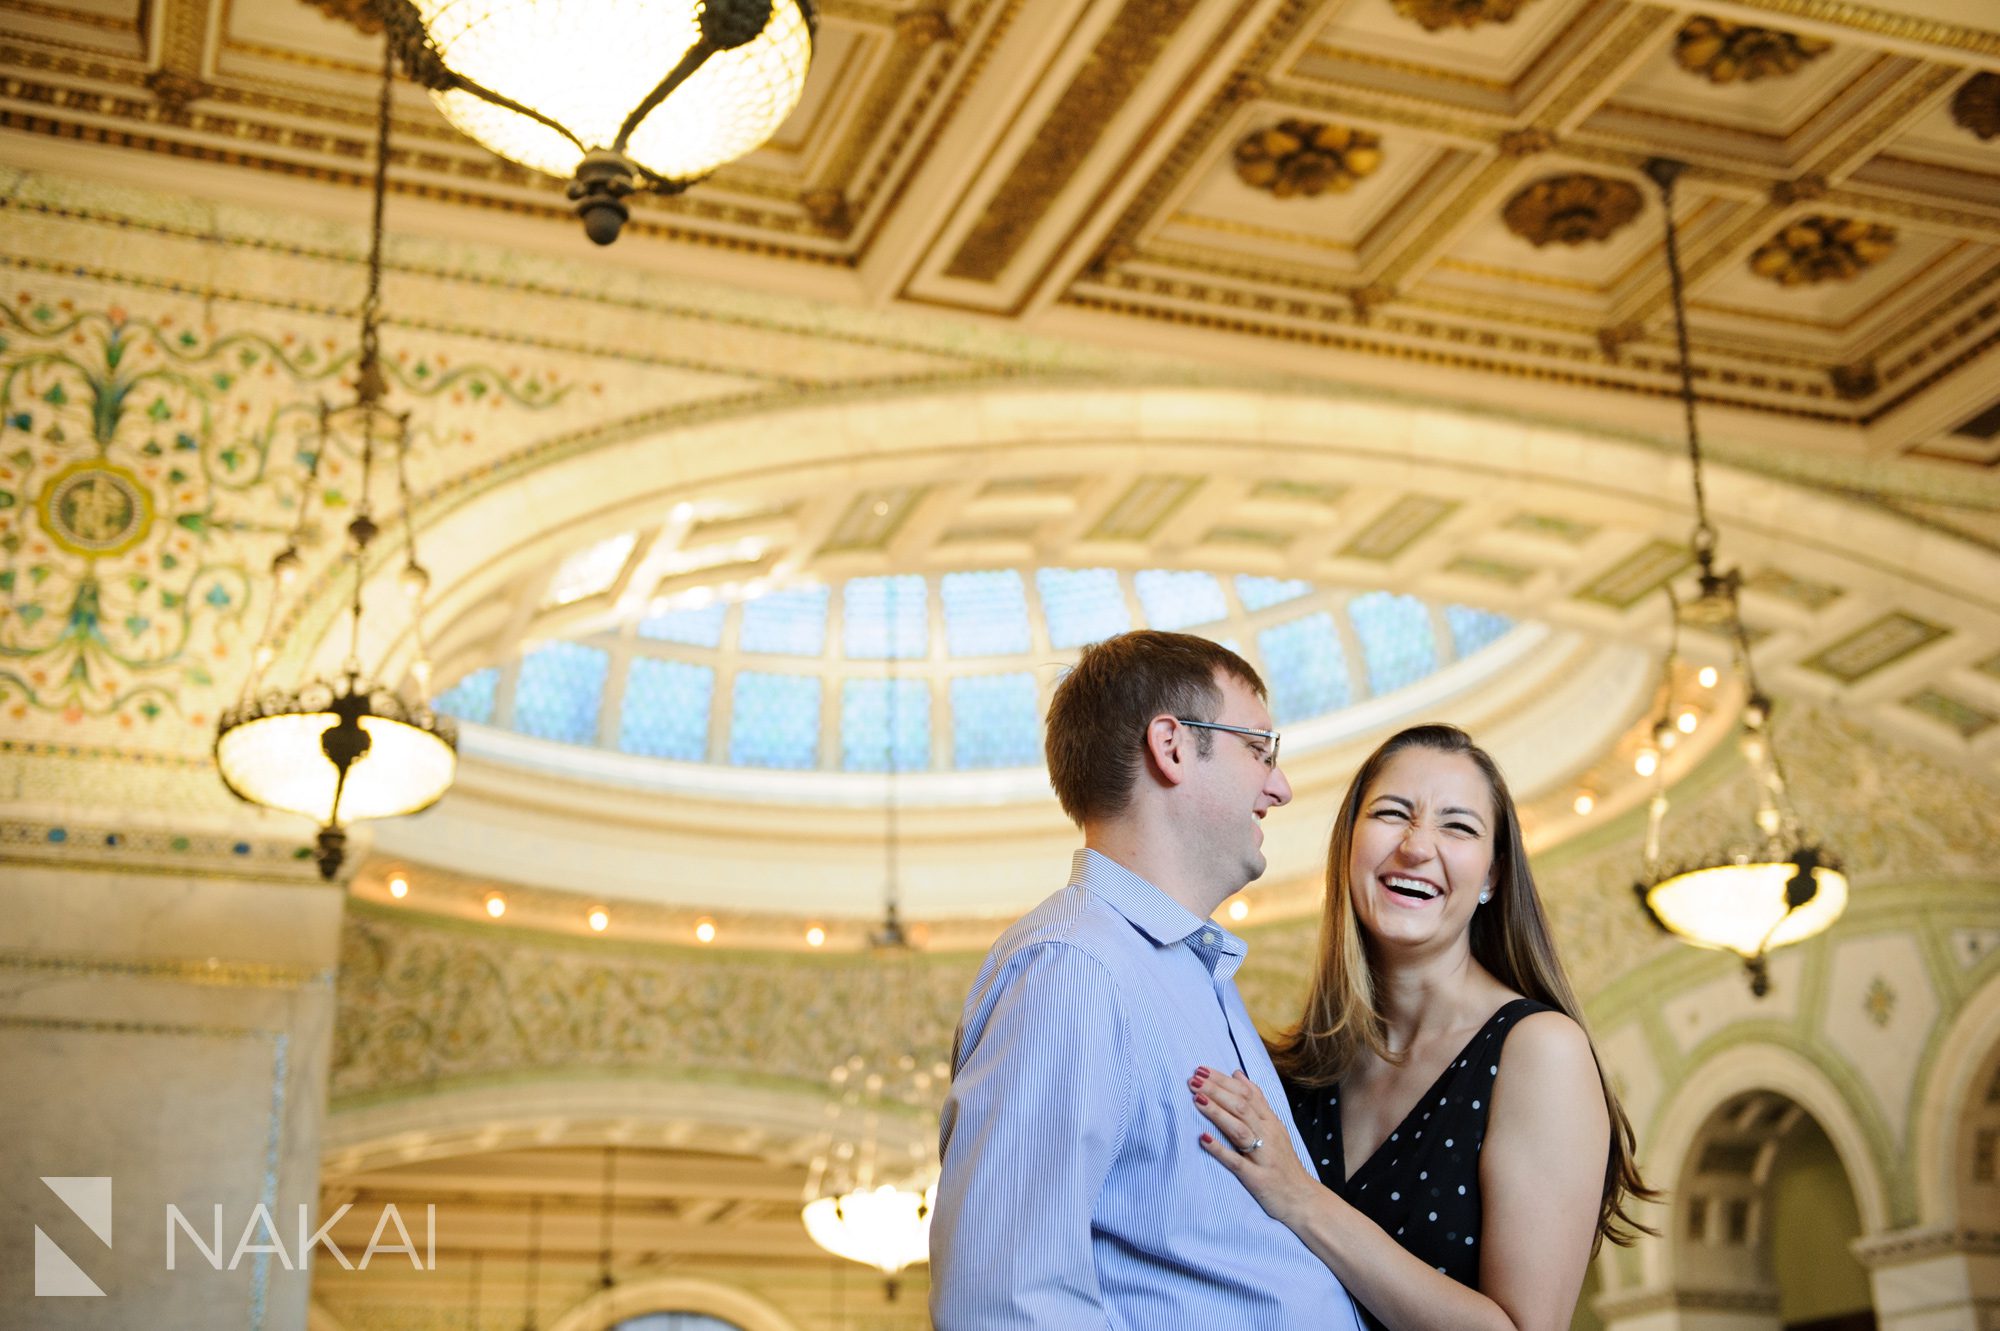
top-left (613, 42), bottom-right (718, 152)
top-left (372, 0), bottom-right (588, 152)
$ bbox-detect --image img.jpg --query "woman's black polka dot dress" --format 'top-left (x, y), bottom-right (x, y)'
top-left (1284, 998), bottom-right (1552, 1331)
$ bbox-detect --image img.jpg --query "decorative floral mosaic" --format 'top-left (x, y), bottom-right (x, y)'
top-left (330, 910), bottom-right (973, 1103)
top-left (0, 292), bottom-right (572, 737)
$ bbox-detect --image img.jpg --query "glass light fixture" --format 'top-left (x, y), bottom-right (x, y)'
top-left (215, 41), bottom-right (456, 879)
top-left (376, 0), bottom-right (817, 244)
top-left (1632, 158), bottom-right (1846, 997)
top-left (801, 1176), bottom-right (937, 1278)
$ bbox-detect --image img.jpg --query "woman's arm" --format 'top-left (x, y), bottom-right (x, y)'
top-left (1191, 1014), bottom-right (1607, 1331)
top-left (1474, 1011), bottom-right (1610, 1331)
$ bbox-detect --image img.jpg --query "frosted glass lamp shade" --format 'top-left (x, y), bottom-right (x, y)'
top-left (1638, 854), bottom-right (1848, 960)
top-left (801, 1181), bottom-right (933, 1276)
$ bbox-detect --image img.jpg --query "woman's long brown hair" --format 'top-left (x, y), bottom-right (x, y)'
top-left (1268, 723), bottom-right (1658, 1248)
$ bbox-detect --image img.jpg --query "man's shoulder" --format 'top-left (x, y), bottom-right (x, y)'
top-left (987, 880), bottom-right (1142, 971)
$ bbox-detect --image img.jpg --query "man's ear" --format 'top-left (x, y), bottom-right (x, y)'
top-left (1143, 713), bottom-right (1193, 789)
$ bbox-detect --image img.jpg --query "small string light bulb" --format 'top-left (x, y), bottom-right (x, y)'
top-left (484, 892), bottom-right (506, 919)
top-left (587, 906), bottom-right (609, 933)
top-left (387, 875), bottom-right (409, 899)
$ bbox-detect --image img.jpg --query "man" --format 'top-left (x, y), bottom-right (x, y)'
top-left (930, 630), bottom-right (1362, 1330)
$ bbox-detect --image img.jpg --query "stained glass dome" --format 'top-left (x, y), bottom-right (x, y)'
top-left (434, 567), bottom-right (1523, 786)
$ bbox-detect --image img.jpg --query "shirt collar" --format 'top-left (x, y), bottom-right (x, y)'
top-left (1069, 848), bottom-right (1249, 973)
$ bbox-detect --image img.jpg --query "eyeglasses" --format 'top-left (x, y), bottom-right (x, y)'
top-left (1175, 718), bottom-right (1281, 768)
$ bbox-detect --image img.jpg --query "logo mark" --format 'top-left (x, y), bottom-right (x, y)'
top-left (36, 1176), bottom-right (111, 1297)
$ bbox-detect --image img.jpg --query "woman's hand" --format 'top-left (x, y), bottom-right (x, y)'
top-left (1189, 1066), bottom-right (1322, 1228)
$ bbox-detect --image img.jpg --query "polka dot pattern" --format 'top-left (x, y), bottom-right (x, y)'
top-left (1284, 998), bottom-right (1551, 1328)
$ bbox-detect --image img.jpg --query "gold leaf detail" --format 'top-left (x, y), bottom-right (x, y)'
top-left (1391, 0), bottom-right (1537, 32)
top-left (1748, 215), bottom-right (1898, 286)
top-left (1501, 173), bottom-right (1644, 247)
top-left (1232, 120), bottom-right (1385, 200)
top-left (1673, 16), bottom-right (1831, 84)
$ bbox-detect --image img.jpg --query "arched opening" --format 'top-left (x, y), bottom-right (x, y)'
top-left (611, 1316), bottom-right (748, 1331)
top-left (1672, 1090), bottom-right (1872, 1331)
top-left (1768, 1114), bottom-right (1872, 1331)
top-left (1953, 1039), bottom-right (2000, 1233)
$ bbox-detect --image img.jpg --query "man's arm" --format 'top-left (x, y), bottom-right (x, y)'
top-left (930, 941), bottom-right (1130, 1331)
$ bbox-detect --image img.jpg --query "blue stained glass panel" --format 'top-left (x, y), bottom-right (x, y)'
top-left (1446, 605), bottom-right (1514, 659)
top-left (433, 666), bottom-right (499, 725)
top-left (949, 672), bottom-right (1042, 769)
top-left (940, 571), bottom-right (1031, 657)
top-left (1349, 591), bottom-right (1437, 696)
top-left (617, 658), bottom-right (714, 760)
top-left (728, 672), bottom-right (821, 769)
top-left (1256, 613), bottom-right (1349, 722)
top-left (1235, 575), bottom-right (1313, 612)
top-left (1036, 568), bottom-right (1131, 649)
top-left (841, 677), bottom-right (932, 772)
top-left (844, 575), bottom-right (929, 660)
top-left (637, 602), bottom-right (727, 647)
top-left (513, 642), bottom-right (609, 744)
top-left (1134, 569), bottom-right (1228, 630)
top-left (739, 585), bottom-right (830, 657)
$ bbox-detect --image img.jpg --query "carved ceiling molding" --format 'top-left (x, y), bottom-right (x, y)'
top-left (940, 0), bottom-right (1208, 283)
top-left (1749, 215), bottom-right (1898, 287)
top-left (1231, 120), bottom-right (1383, 199)
top-left (1953, 73), bottom-right (2000, 143)
top-left (1672, 16), bottom-right (1831, 85)
top-left (1501, 172), bottom-right (1644, 247)
top-left (1390, 0), bottom-right (1540, 34)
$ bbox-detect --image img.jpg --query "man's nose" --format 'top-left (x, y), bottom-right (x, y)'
top-left (1267, 763), bottom-right (1293, 807)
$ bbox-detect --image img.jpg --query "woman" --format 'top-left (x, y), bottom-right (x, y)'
top-left (1189, 723), bottom-right (1653, 1331)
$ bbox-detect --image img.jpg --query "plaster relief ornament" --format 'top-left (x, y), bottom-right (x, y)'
top-left (1749, 215), bottom-right (1896, 286)
top-left (1502, 173), bottom-right (1643, 247)
top-left (1673, 16), bottom-right (1830, 84)
top-left (1952, 72), bottom-right (2000, 142)
top-left (1233, 121), bottom-right (1383, 199)
top-left (1391, 0), bottom-right (1537, 32)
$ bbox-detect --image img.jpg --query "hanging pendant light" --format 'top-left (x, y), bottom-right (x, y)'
top-left (1631, 158), bottom-right (1848, 996)
top-left (214, 39), bottom-right (457, 880)
top-left (801, 575), bottom-right (939, 1295)
top-left (372, 0), bottom-right (817, 244)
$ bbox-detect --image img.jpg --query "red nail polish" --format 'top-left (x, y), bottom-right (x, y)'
top-left (1195, 1093), bottom-right (1210, 1105)
top-left (1201, 1133), bottom-right (1214, 1145)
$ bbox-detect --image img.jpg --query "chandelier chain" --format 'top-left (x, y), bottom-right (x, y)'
top-left (1649, 160), bottom-right (1715, 559)
top-left (597, 1145), bottom-right (617, 1291)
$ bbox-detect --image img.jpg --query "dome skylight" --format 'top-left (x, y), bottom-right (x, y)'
top-left (434, 568), bottom-right (1522, 779)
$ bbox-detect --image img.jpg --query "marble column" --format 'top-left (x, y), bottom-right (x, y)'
top-left (1855, 1230), bottom-right (2000, 1331)
top-left (0, 820), bottom-right (343, 1331)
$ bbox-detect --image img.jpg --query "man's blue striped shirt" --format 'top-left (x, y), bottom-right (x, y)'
top-left (931, 848), bottom-right (1363, 1330)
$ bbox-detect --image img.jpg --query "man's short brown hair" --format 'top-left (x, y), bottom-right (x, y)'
top-left (1044, 630), bottom-right (1268, 826)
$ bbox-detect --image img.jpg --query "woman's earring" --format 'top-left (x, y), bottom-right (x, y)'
top-left (1477, 887), bottom-right (1493, 904)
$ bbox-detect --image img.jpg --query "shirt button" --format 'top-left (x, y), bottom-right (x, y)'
top-left (1201, 932), bottom-right (1216, 946)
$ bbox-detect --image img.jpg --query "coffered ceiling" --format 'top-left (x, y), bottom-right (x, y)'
top-left (3, 0), bottom-right (1996, 456)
